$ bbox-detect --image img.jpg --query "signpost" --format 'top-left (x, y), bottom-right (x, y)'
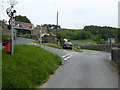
top-left (6, 0), bottom-right (34, 55)
top-left (76, 41), bottom-right (79, 44)
top-left (14, 22), bottom-right (34, 30)
top-left (6, 0), bottom-right (17, 55)
top-left (108, 38), bottom-right (115, 44)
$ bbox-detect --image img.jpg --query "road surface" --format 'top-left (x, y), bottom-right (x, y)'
top-left (14, 38), bottom-right (119, 88)
top-left (42, 50), bottom-right (118, 88)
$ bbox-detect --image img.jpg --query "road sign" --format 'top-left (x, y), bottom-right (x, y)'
top-left (14, 22), bottom-right (34, 30)
top-left (108, 38), bottom-right (115, 44)
top-left (76, 41), bottom-right (79, 44)
top-left (6, 6), bottom-right (16, 17)
top-left (8, 17), bottom-right (16, 25)
top-left (6, 7), bottom-right (12, 17)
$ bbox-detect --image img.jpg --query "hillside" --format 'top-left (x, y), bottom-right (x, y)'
top-left (50, 25), bottom-right (120, 44)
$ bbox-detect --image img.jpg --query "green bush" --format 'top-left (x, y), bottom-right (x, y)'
top-left (2, 45), bottom-right (62, 88)
top-left (97, 39), bottom-right (106, 44)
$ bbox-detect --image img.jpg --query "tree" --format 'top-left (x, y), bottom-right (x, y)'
top-left (43, 24), bottom-right (61, 29)
top-left (15, 15), bottom-right (31, 23)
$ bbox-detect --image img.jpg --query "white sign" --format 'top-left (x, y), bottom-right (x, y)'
top-left (14, 22), bottom-right (34, 30)
top-left (6, 7), bottom-right (12, 17)
top-left (108, 38), bottom-right (115, 44)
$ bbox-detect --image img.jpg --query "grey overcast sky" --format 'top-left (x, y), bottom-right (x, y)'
top-left (0, 0), bottom-right (119, 29)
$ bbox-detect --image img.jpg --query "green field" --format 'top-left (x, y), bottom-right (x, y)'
top-left (71, 39), bottom-right (97, 45)
top-left (2, 45), bottom-right (62, 88)
top-left (0, 50), bottom-right (2, 89)
top-left (0, 30), bottom-right (2, 43)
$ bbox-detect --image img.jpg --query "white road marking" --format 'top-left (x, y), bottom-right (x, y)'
top-left (62, 53), bottom-right (73, 58)
top-left (63, 52), bottom-right (78, 61)
top-left (29, 43), bottom-right (79, 61)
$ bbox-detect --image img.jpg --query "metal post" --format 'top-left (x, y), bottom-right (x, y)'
top-left (11, 17), bottom-right (14, 55)
top-left (39, 25), bottom-right (42, 47)
top-left (14, 28), bottom-right (17, 39)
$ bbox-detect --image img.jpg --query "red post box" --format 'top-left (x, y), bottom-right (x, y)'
top-left (4, 42), bottom-right (11, 53)
top-left (2, 39), bottom-right (11, 53)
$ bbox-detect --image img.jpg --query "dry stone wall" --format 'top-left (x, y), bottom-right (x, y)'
top-left (111, 48), bottom-right (120, 66)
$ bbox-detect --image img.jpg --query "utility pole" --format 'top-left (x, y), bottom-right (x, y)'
top-left (11, 18), bottom-right (14, 54)
top-left (39, 25), bottom-right (42, 47)
top-left (56, 11), bottom-right (58, 44)
top-left (57, 11), bottom-right (58, 27)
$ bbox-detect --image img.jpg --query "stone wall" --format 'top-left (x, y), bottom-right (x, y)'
top-left (42, 36), bottom-right (57, 44)
top-left (19, 35), bottom-right (59, 44)
top-left (111, 48), bottom-right (120, 66)
top-left (0, 20), bottom-right (11, 36)
top-left (79, 44), bottom-right (118, 52)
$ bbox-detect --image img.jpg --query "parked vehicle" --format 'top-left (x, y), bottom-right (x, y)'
top-left (63, 42), bottom-right (73, 49)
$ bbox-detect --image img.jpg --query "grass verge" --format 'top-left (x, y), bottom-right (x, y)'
top-left (0, 50), bottom-right (2, 89)
top-left (42, 43), bottom-right (62, 49)
top-left (81, 47), bottom-right (103, 51)
top-left (36, 42), bottom-right (83, 52)
top-left (72, 47), bottom-right (83, 52)
top-left (2, 45), bottom-right (62, 88)
top-left (109, 60), bottom-right (120, 71)
top-left (82, 48), bottom-right (103, 51)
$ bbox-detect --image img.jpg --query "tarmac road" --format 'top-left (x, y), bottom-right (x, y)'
top-left (13, 38), bottom-right (118, 88)
top-left (42, 50), bottom-right (118, 88)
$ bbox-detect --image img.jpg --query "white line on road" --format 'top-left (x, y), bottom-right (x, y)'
top-left (63, 52), bottom-right (78, 61)
top-left (62, 52), bottom-right (73, 58)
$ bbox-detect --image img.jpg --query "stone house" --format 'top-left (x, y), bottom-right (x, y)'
top-left (31, 25), bottom-right (60, 44)
top-left (31, 25), bottom-right (49, 35)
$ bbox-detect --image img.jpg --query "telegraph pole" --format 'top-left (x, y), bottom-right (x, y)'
top-left (57, 11), bottom-right (58, 26)
top-left (56, 11), bottom-right (58, 44)
top-left (40, 24), bottom-right (42, 47)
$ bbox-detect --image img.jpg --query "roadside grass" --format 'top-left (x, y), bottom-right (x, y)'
top-left (2, 45), bottom-right (62, 88)
top-left (81, 47), bottom-right (103, 51)
top-left (42, 43), bottom-right (62, 49)
top-left (35, 42), bottom-right (83, 52)
top-left (72, 47), bottom-right (83, 52)
top-left (71, 39), bottom-right (97, 45)
top-left (109, 60), bottom-right (120, 71)
top-left (0, 30), bottom-right (2, 43)
top-left (0, 50), bottom-right (2, 89)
